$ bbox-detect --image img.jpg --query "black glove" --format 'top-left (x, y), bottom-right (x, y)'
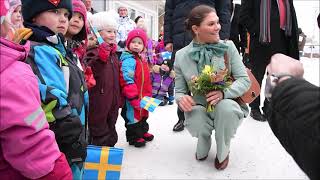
top-left (50, 115), bottom-right (87, 164)
top-left (118, 40), bottom-right (126, 48)
top-left (62, 127), bottom-right (87, 164)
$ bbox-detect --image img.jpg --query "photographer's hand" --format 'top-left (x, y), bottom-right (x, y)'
top-left (267, 53), bottom-right (304, 82)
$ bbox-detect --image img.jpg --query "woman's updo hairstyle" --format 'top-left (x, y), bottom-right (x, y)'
top-left (185, 5), bottom-right (216, 37)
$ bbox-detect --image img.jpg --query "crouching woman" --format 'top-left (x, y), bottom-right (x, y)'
top-left (174, 5), bottom-right (250, 170)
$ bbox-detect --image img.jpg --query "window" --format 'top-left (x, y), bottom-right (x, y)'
top-left (145, 14), bottom-right (153, 38)
top-left (114, 2), bottom-right (155, 38)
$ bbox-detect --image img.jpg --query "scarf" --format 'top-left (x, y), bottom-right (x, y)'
top-left (189, 41), bottom-right (228, 72)
top-left (24, 22), bottom-right (55, 42)
top-left (23, 22), bottom-right (67, 56)
top-left (260, 0), bottom-right (292, 43)
top-left (118, 16), bottom-right (131, 25)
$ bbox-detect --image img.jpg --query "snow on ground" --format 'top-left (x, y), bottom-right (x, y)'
top-left (115, 58), bottom-right (319, 179)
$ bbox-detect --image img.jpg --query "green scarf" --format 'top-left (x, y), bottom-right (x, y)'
top-left (189, 41), bottom-right (228, 72)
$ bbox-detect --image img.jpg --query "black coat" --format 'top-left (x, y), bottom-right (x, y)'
top-left (267, 78), bottom-right (320, 180)
top-left (230, 3), bottom-right (247, 54)
top-left (239, 0), bottom-right (299, 61)
top-left (164, 0), bottom-right (231, 51)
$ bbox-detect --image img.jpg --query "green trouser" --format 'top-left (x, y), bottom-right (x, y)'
top-left (184, 99), bottom-right (248, 163)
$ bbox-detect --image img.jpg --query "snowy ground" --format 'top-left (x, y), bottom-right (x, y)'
top-left (115, 58), bottom-right (319, 179)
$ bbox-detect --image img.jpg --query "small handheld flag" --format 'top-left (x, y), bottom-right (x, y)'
top-left (140, 96), bottom-right (162, 112)
top-left (160, 51), bottom-right (172, 60)
top-left (83, 145), bottom-right (124, 180)
top-left (88, 21), bottom-right (104, 45)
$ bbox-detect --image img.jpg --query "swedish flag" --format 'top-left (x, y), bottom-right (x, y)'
top-left (83, 145), bottom-right (124, 180)
top-left (160, 51), bottom-right (172, 60)
top-left (140, 96), bottom-right (162, 112)
top-left (88, 22), bottom-right (104, 45)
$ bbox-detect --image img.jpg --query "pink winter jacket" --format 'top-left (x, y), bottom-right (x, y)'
top-left (0, 38), bottom-right (72, 179)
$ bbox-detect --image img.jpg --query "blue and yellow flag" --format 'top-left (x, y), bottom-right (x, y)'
top-left (140, 96), bottom-right (162, 112)
top-left (160, 51), bottom-right (172, 60)
top-left (83, 145), bottom-right (124, 180)
top-left (88, 22), bottom-right (104, 45)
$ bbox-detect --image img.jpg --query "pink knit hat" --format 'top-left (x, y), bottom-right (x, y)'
top-left (8, 0), bottom-right (21, 16)
top-left (72, 0), bottom-right (88, 41)
top-left (8, 0), bottom-right (21, 12)
top-left (6, 0), bottom-right (22, 28)
top-left (0, 0), bottom-right (9, 19)
top-left (126, 28), bottom-right (147, 51)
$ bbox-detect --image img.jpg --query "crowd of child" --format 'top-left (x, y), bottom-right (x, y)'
top-left (0, 0), bottom-right (174, 179)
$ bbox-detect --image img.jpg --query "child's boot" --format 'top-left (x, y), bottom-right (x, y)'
top-left (143, 132), bottom-right (154, 141)
top-left (126, 123), bottom-right (146, 147)
top-left (159, 97), bottom-right (168, 106)
top-left (168, 96), bottom-right (174, 105)
top-left (129, 138), bottom-right (146, 147)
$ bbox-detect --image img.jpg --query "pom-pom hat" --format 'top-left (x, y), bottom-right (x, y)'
top-left (126, 28), bottom-right (147, 51)
top-left (90, 11), bottom-right (118, 31)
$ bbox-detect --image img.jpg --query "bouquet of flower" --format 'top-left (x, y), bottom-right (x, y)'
top-left (189, 65), bottom-right (232, 112)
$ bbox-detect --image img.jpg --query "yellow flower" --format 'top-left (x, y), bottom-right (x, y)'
top-left (202, 65), bottom-right (213, 75)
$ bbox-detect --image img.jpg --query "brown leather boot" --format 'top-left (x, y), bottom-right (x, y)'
top-left (214, 155), bottom-right (229, 170)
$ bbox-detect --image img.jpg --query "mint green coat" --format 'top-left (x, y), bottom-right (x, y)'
top-left (174, 40), bottom-right (250, 162)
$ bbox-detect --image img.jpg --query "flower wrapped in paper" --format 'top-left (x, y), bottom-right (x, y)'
top-left (189, 65), bottom-right (232, 112)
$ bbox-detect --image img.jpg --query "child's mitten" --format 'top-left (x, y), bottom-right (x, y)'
top-left (152, 65), bottom-right (160, 73)
top-left (169, 70), bottom-right (175, 78)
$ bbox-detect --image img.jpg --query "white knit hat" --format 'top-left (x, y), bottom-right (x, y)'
top-left (91, 11), bottom-right (118, 31)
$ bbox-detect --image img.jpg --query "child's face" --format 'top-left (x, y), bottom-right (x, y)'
top-left (136, 18), bottom-right (144, 27)
top-left (87, 33), bottom-right (97, 47)
top-left (99, 28), bottom-right (116, 44)
top-left (68, 12), bottom-right (84, 36)
top-left (33, 8), bottom-right (70, 35)
top-left (129, 37), bottom-right (144, 53)
top-left (11, 6), bottom-right (22, 26)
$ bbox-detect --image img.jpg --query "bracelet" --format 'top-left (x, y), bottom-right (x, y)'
top-left (265, 73), bottom-right (295, 100)
top-left (272, 73), bottom-right (295, 83)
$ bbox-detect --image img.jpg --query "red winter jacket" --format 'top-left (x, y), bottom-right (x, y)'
top-left (119, 51), bottom-right (152, 123)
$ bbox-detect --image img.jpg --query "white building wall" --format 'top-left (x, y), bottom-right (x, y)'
top-left (92, 0), bottom-right (161, 40)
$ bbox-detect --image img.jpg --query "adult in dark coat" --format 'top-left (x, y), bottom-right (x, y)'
top-left (164, 0), bottom-right (231, 132)
top-left (265, 53), bottom-right (320, 180)
top-left (239, 0), bottom-right (299, 121)
top-left (317, 13), bottom-right (320, 29)
top-left (229, 1), bottom-right (247, 54)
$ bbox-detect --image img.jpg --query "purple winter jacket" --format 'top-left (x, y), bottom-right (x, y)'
top-left (0, 38), bottom-right (71, 179)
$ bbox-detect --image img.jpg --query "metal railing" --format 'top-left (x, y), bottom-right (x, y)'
top-left (301, 44), bottom-right (320, 58)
